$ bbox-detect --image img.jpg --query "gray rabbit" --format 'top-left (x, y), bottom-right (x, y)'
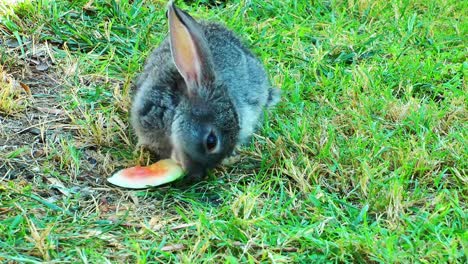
top-left (130, 1), bottom-right (280, 181)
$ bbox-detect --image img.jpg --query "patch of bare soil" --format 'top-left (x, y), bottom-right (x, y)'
top-left (0, 40), bottom-right (147, 221)
top-left (0, 65), bottom-right (67, 177)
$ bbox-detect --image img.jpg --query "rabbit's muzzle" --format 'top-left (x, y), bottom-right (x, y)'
top-left (171, 146), bottom-right (208, 182)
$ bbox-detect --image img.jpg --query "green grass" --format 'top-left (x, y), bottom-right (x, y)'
top-left (0, 0), bottom-right (466, 262)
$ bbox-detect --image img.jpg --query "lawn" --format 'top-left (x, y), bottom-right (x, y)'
top-left (0, 0), bottom-right (466, 262)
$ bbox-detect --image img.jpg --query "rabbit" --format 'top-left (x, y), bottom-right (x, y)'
top-left (130, 1), bottom-right (280, 181)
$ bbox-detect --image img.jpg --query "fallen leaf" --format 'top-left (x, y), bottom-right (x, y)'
top-left (99, 199), bottom-right (117, 214)
top-left (45, 195), bottom-right (60, 203)
top-left (171, 223), bottom-right (195, 231)
top-left (2, 75), bottom-right (25, 95)
top-left (25, 217), bottom-right (52, 261)
top-left (36, 61), bottom-right (49, 71)
top-left (36, 107), bottom-right (65, 116)
top-left (84, 230), bottom-right (125, 249)
top-left (148, 216), bottom-right (162, 230)
top-left (232, 241), bottom-right (298, 253)
top-left (160, 244), bottom-right (185, 252)
top-left (19, 82), bottom-right (31, 95)
top-left (83, 0), bottom-right (96, 11)
top-left (32, 150), bottom-right (45, 158)
top-left (5, 38), bottom-right (19, 48)
top-left (86, 230), bottom-right (102, 237)
top-left (46, 177), bottom-right (71, 197)
top-left (31, 43), bottom-right (48, 58)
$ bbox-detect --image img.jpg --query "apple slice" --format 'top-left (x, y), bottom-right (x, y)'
top-left (107, 159), bottom-right (184, 189)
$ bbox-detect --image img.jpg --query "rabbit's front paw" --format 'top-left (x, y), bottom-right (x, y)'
top-left (222, 150), bottom-right (241, 166)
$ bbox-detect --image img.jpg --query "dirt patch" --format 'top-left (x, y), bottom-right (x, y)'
top-left (0, 40), bottom-right (120, 208)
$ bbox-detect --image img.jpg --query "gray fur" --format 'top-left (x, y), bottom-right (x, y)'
top-left (130, 3), bottom-right (280, 181)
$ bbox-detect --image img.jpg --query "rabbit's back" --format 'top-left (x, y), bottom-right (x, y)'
top-left (202, 23), bottom-right (273, 143)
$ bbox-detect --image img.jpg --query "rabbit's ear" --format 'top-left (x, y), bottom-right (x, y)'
top-left (168, 3), bottom-right (214, 93)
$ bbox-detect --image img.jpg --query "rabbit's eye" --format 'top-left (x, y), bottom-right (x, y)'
top-left (205, 131), bottom-right (218, 153)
